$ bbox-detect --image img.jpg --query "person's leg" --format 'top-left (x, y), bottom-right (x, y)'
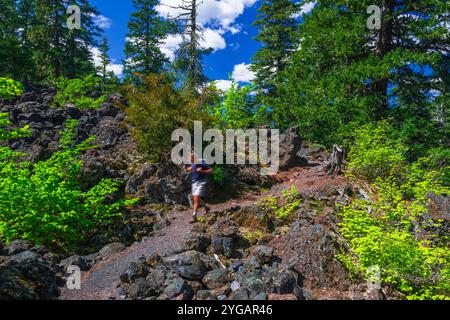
top-left (191, 195), bottom-right (200, 222)
top-left (199, 196), bottom-right (210, 214)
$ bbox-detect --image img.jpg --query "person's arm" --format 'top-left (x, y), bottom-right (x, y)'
top-left (196, 165), bottom-right (213, 174)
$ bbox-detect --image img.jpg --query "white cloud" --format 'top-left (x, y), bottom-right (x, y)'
top-left (93, 14), bottom-right (112, 29)
top-left (90, 47), bottom-right (123, 76)
top-left (201, 28), bottom-right (227, 50)
top-left (159, 34), bottom-right (184, 61)
top-left (231, 63), bottom-right (255, 82)
top-left (155, 0), bottom-right (257, 56)
top-left (157, 0), bottom-right (256, 31)
top-left (212, 79), bottom-right (234, 91)
top-left (293, 1), bottom-right (316, 18)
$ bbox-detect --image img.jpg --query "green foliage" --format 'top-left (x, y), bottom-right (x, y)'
top-left (270, 0), bottom-right (447, 149)
top-left (0, 77), bottom-right (24, 101)
top-left (124, 74), bottom-right (211, 161)
top-left (251, 0), bottom-right (298, 96)
top-left (123, 0), bottom-right (173, 82)
top-left (257, 186), bottom-right (302, 222)
top-left (339, 155), bottom-right (450, 300)
top-left (170, 0), bottom-right (210, 93)
top-left (347, 121), bottom-right (407, 181)
top-left (0, 118), bottom-right (136, 251)
top-left (53, 75), bottom-right (106, 109)
top-left (0, 113), bottom-right (31, 161)
top-left (209, 82), bottom-right (256, 129)
top-left (211, 165), bottom-right (226, 186)
top-left (1, 0), bottom-right (101, 83)
top-left (243, 229), bottom-right (265, 245)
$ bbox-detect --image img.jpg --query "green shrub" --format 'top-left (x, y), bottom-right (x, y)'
top-left (0, 77), bottom-right (24, 101)
top-left (53, 74), bottom-right (106, 109)
top-left (211, 165), bottom-right (226, 185)
top-left (257, 186), bottom-right (302, 222)
top-left (208, 82), bottom-right (256, 130)
top-left (0, 118), bottom-right (137, 251)
top-left (339, 157), bottom-right (450, 300)
top-left (124, 74), bottom-right (211, 161)
top-left (348, 121), bottom-right (407, 181)
top-left (243, 230), bottom-right (265, 245)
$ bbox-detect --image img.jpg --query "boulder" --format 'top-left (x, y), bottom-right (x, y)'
top-left (281, 223), bottom-right (351, 291)
top-left (211, 237), bottom-right (234, 258)
top-left (163, 278), bottom-right (193, 299)
top-left (125, 163), bottom-right (157, 194)
top-left (4, 240), bottom-right (33, 255)
top-left (58, 255), bottom-right (92, 272)
top-left (279, 127), bottom-right (308, 170)
top-left (181, 232), bottom-right (211, 253)
top-left (164, 251), bottom-right (215, 281)
top-left (98, 242), bottom-right (126, 259)
top-left (202, 268), bottom-right (230, 290)
top-left (120, 261), bottom-right (149, 284)
top-left (0, 251), bottom-right (61, 300)
top-left (252, 246), bottom-right (274, 264)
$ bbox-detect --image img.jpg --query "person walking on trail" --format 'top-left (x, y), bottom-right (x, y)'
top-left (187, 153), bottom-right (213, 223)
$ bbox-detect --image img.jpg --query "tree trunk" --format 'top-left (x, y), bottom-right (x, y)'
top-left (324, 144), bottom-right (345, 175)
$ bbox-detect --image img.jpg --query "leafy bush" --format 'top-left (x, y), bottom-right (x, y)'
top-left (124, 74), bottom-right (212, 161)
top-left (0, 113), bottom-right (31, 161)
top-left (209, 82), bottom-right (256, 130)
top-left (257, 186), bottom-right (302, 222)
top-left (53, 74), bottom-right (106, 109)
top-left (0, 77), bottom-right (24, 101)
top-left (339, 156), bottom-right (450, 300)
top-left (211, 165), bottom-right (226, 185)
top-left (0, 118), bottom-right (137, 251)
top-left (243, 230), bottom-right (265, 245)
top-left (347, 121), bottom-right (407, 181)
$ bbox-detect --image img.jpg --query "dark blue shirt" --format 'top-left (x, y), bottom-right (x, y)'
top-left (191, 160), bottom-right (211, 182)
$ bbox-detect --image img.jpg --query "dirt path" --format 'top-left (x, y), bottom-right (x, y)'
top-left (59, 164), bottom-right (348, 300)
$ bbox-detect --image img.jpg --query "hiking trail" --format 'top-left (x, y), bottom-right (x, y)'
top-left (59, 163), bottom-right (347, 300)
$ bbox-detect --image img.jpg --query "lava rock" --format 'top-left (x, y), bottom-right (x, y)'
top-left (229, 287), bottom-right (249, 300)
top-left (120, 261), bottom-right (148, 284)
top-left (211, 237), bottom-right (234, 258)
top-left (163, 278), bottom-right (193, 299)
top-left (279, 127), bottom-right (308, 170)
top-left (164, 251), bottom-right (215, 281)
top-left (281, 223), bottom-right (351, 291)
top-left (4, 240), bottom-right (33, 255)
top-left (252, 246), bottom-right (274, 264)
top-left (202, 268), bottom-right (230, 290)
top-left (181, 232), bottom-right (211, 253)
top-left (98, 242), bottom-right (126, 259)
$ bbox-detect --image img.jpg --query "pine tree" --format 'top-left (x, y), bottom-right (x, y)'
top-left (123, 0), bottom-right (171, 82)
top-left (28, 0), bottom-right (100, 82)
top-left (0, 0), bottom-right (29, 80)
top-left (65, 0), bottom-right (101, 78)
top-left (97, 37), bottom-right (111, 90)
top-left (172, 0), bottom-right (211, 93)
top-left (273, 0), bottom-right (448, 151)
top-left (251, 0), bottom-right (298, 96)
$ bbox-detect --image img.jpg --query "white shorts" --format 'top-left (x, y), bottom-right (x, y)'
top-left (192, 180), bottom-right (208, 197)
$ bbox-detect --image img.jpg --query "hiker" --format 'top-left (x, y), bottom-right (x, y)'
top-left (186, 152), bottom-right (213, 223)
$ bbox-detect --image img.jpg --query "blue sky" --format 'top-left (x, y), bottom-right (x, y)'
top-left (89, 0), bottom-right (316, 89)
top-left (89, 0), bottom-right (263, 88)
